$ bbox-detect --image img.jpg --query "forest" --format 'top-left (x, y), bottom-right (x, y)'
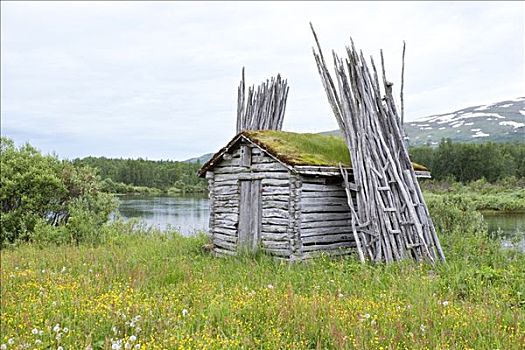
top-left (409, 139), bottom-right (525, 182)
top-left (73, 156), bottom-right (208, 194)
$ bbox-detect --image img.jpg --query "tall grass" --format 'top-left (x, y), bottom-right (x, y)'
top-left (2, 214), bottom-right (524, 349)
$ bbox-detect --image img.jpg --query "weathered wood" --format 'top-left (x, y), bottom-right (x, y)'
top-left (301, 205), bottom-right (350, 213)
top-left (262, 201), bottom-right (289, 210)
top-left (302, 233), bottom-right (354, 245)
top-left (215, 172), bottom-right (289, 182)
top-left (301, 226), bottom-right (353, 237)
top-left (301, 212), bottom-right (351, 223)
top-left (262, 208), bottom-right (289, 219)
top-left (311, 24), bottom-right (444, 263)
top-left (301, 191), bottom-right (347, 199)
top-left (240, 145), bottom-right (251, 167)
top-left (300, 219), bottom-right (352, 229)
top-left (213, 226), bottom-right (237, 236)
top-left (302, 183), bottom-right (345, 192)
top-left (261, 178), bottom-right (290, 187)
top-left (301, 197), bottom-right (349, 206)
top-left (302, 241), bottom-right (356, 252)
top-left (262, 217), bottom-right (289, 226)
top-left (261, 232), bottom-right (289, 241)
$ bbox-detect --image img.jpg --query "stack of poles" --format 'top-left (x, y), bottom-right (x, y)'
top-left (310, 25), bottom-right (445, 264)
top-left (236, 67), bottom-right (290, 133)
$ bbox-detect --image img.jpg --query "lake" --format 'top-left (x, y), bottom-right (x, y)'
top-left (117, 195), bottom-right (525, 249)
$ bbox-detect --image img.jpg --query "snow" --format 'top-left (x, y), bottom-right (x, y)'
top-left (459, 112), bottom-right (505, 120)
top-left (474, 105), bottom-right (490, 111)
top-left (471, 128), bottom-right (481, 132)
top-left (499, 121), bottom-right (525, 129)
top-left (420, 127), bottom-right (433, 130)
top-left (451, 121), bottom-right (464, 128)
top-left (510, 97), bottom-right (525, 102)
top-left (464, 122), bottom-right (474, 126)
top-left (520, 110), bottom-right (525, 116)
top-left (472, 131), bottom-right (490, 138)
top-left (500, 103), bottom-right (513, 108)
top-left (439, 127), bottom-right (446, 130)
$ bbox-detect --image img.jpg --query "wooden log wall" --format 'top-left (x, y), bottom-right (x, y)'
top-left (209, 142), bottom-right (293, 258)
top-left (298, 176), bottom-right (358, 259)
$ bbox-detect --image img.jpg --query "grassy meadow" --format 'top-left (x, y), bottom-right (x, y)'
top-left (2, 220), bottom-right (525, 349)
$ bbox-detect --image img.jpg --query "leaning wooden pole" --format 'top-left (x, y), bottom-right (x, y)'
top-left (310, 24), bottom-right (445, 264)
top-left (236, 68), bottom-right (290, 133)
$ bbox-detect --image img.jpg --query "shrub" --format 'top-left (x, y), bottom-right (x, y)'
top-left (0, 137), bottom-right (117, 246)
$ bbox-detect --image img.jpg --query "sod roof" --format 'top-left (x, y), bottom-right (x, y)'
top-left (198, 130), bottom-right (428, 176)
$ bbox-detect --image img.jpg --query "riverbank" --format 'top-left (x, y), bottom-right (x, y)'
top-left (2, 222), bottom-right (524, 349)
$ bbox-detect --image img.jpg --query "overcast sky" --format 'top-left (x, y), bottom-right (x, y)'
top-left (1, 1), bottom-right (524, 160)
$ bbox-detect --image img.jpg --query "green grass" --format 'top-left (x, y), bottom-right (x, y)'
top-left (2, 222), bottom-right (524, 349)
top-left (245, 130), bottom-right (428, 171)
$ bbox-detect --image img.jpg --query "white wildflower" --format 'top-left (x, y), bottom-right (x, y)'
top-left (134, 344), bottom-right (141, 350)
top-left (8, 339), bottom-right (14, 345)
top-left (1, 344), bottom-right (7, 350)
top-left (338, 293), bottom-right (344, 298)
top-left (89, 269), bottom-right (93, 273)
top-left (41, 269), bottom-right (46, 273)
top-left (135, 327), bottom-right (142, 333)
top-left (125, 343), bottom-right (131, 349)
top-left (111, 343), bottom-right (121, 350)
top-left (63, 327), bottom-right (69, 333)
top-left (420, 324), bottom-right (426, 332)
top-left (53, 324), bottom-right (60, 332)
top-left (32, 328), bottom-right (38, 335)
top-left (267, 284), bottom-right (274, 289)
top-left (364, 313), bottom-right (371, 319)
top-left (39, 330), bottom-right (44, 336)
top-left (56, 333), bottom-right (62, 340)
top-left (35, 339), bottom-right (42, 345)
top-left (61, 266), bottom-right (66, 273)
top-left (182, 309), bottom-right (188, 317)
top-left (57, 347), bottom-right (64, 350)
top-left (129, 335), bottom-right (137, 342)
top-left (112, 326), bottom-right (118, 334)
top-left (442, 300), bottom-right (449, 307)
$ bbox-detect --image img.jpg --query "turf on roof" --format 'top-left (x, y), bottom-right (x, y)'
top-left (243, 130), bottom-right (428, 171)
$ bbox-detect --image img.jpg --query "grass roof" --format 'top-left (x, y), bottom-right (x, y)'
top-left (244, 130), bottom-right (428, 171)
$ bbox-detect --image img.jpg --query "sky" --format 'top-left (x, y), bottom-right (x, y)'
top-left (1, 1), bottom-right (524, 160)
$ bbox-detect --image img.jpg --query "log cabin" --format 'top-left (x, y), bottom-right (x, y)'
top-left (197, 130), bottom-right (430, 260)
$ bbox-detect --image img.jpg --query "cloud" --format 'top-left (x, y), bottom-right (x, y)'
top-left (1, 1), bottom-right (523, 159)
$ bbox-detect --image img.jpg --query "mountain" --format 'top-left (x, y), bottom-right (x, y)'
top-left (404, 97), bottom-right (524, 146)
top-left (185, 97), bottom-right (525, 163)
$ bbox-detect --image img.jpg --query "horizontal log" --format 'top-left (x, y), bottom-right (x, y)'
top-left (215, 213), bottom-right (238, 222)
top-left (213, 179), bottom-right (238, 186)
top-left (300, 219), bottom-right (352, 229)
top-left (262, 217), bottom-right (290, 226)
top-left (261, 194), bottom-right (289, 202)
top-left (215, 172), bottom-right (289, 182)
top-left (251, 162), bottom-right (289, 172)
top-left (262, 208), bottom-right (289, 219)
top-left (302, 212), bottom-right (351, 223)
top-left (213, 186), bottom-right (238, 195)
top-left (252, 155), bottom-right (275, 163)
top-left (301, 226), bottom-right (353, 237)
top-left (302, 241), bottom-right (356, 252)
top-left (213, 226), bottom-right (237, 236)
top-left (302, 233), bottom-right (354, 245)
top-left (214, 238), bottom-right (237, 250)
top-left (214, 207), bottom-right (239, 214)
top-left (302, 205), bottom-right (350, 213)
top-left (261, 178), bottom-right (290, 187)
top-left (302, 183), bottom-right (345, 192)
top-left (261, 232), bottom-right (289, 241)
top-left (213, 220), bottom-right (237, 229)
top-left (301, 191), bottom-right (347, 199)
top-left (262, 241), bottom-right (290, 250)
top-left (301, 197), bottom-right (350, 206)
top-left (214, 194), bottom-right (239, 201)
top-left (262, 224), bottom-right (287, 233)
top-left (262, 201), bottom-right (289, 210)
top-left (214, 232), bottom-right (237, 243)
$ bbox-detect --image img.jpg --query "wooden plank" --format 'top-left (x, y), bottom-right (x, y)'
top-left (301, 197), bottom-right (349, 206)
top-left (262, 201), bottom-right (289, 210)
top-left (213, 226), bottom-right (237, 236)
top-left (261, 217), bottom-right (289, 226)
top-left (261, 224), bottom-right (287, 233)
top-left (261, 232), bottom-right (289, 241)
top-left (301, 191), bottom-right (347, 199)
top-left (262, 208), bottom-right (289, 219)
top-left (214, 233), bottom-right (237, 243)
top-left (302, 183), bottom-right (345, 192)
top-left (251, 162), bottom-right (288, 172)
top-left (240, 145), bottom-right (251, 167)
top-left (261, 178), bottom-right (290, 187)
top-left (238, 180), bottom-right (251, 251)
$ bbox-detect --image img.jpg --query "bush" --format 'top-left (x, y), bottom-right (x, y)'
top-left (0, 137), bottom-right (117, 246)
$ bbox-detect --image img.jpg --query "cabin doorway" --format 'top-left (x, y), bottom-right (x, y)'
top-left (238, 179), bottom-right (262, 253)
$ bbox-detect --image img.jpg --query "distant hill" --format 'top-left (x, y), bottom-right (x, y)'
top-left (185, 97), bottom-right (525, 163)
top-left (183, 153), bottom-right (214, 164)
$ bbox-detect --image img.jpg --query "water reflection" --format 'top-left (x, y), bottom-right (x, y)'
top-left (483, 211), bottom-right (525, 251)
top-left (117, 195), bottom-right (209, 235)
